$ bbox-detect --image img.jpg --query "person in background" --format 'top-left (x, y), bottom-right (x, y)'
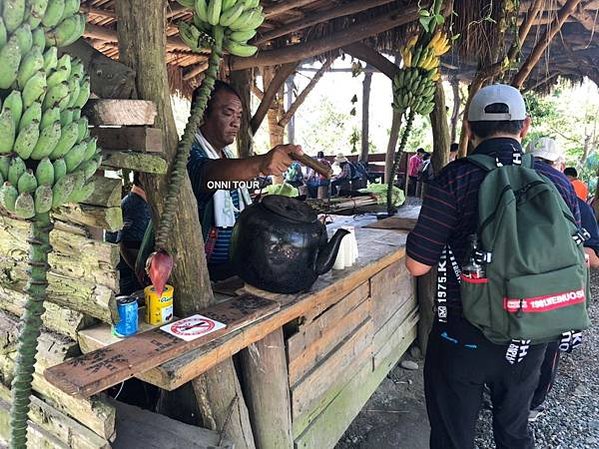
top-left (331, 153), bottom-right (353, 196)
top-left (449, 142), bottom-right (459, 162)
top-left (306, 151), bottom-right (332, 198)
top-left (407, 148), bottom-right (426, 196)
top-left (284, 160), bottom-right (304, 188)
top-left (564, 167), bottom-right (589, 201)
top-left (188, 80), bottom-right (302, 281)
top-left (527, 137), bottom-right (599, 422)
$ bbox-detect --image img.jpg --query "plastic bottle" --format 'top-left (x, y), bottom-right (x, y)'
top-left (462, 234), bottom-right (486, 279)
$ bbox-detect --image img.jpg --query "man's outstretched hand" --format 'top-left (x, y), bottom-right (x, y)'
top-left (258, 144), bottom-right (303, 176)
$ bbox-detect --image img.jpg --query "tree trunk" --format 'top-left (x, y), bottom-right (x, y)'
top-left (285, 76), bottom-right (296, 144)
top-left (450, 77), bottom-right (460, 144)
top-left (458, 75), bottom-right (486, 157)
top-left (115, 3), bottom-right (256, 449)
top-left (230, 69), bottom-right (254, 157)
top-left (361, 71), bottom-right (373, 162)
top-left (430, 82), bottom-right (450, 174)
top-left (385, 110), bottom-right (401, 184)
top-left (263, 67), bottom-right (286, 183)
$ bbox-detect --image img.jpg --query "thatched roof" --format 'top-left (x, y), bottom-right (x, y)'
top-left (82, 0), bottom-right (599, 94)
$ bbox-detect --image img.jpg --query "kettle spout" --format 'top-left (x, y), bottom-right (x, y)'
top-left (315, 229), bottom-right (350, 275)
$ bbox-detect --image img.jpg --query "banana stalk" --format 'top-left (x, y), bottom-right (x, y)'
top-left (9, 212), bottom-right (52, 449)
top-left (387, 110), bottom-right (415, 215)
top-left (150, 32), bottom-right (224, 285)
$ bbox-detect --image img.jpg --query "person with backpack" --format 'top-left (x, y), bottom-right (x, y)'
top-left (405, 84), bottom-right (588, 449)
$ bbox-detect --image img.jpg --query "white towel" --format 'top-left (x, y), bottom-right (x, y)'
top-left (194, 130), bottom-right (252, 228)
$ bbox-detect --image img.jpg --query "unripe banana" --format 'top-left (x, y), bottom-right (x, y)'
top-left (15, 191), bottom-right (35, 218)
top-left (0, 36), bottom-right (22, 89)
top-left (66, 169), bottom-right (85, 202)
top-left (229, 29), bottom-right (256, 43)
top-left (40, 107), bottom-right (60, 129)
top-left (0, 171), bottom-right (3, 185)
top-left (228, 9), bottom-right (256, 31)
top-left (51, 171), bottom-right (74, 207)
top-left (42, 0), bottom-right (65, 28)
top-left (0, 110), bottom-right (16, 154)
top-left (52, 157), bottom-right (66, 180)
top-left (82, 136), bottom-right (96, 161)
top-left (8, 156), bottom-right (26, 186)
top-left (69, 178), bottom-right (94, 203)
top-left (42, 81), bottom-right (69, 110)
top-left (35, 157), bottom-right (54, 186)
top-left (14, 121), bottom-right (40, 159)
top-left (69, 58), bottom-right (84, 80)
top-left (17, 45), bottom-right (44, 89)
top-left (0, 18), bottom-right (7, 48)
top-left (28, 0), bottom-right (50, 29)
top-left (3, 0), bottom-right (26, 33)
top-left (60, 108), bottom-right (74, 126)
top-left (79, 158), bottom-right (98, 180)
top-left (225, 40), bottom-right (257, 57)
top-left (64, 141), bottom-right (86, 172)
top-left (0, 156), bottom-right (10, 180)
top-left (195, 0), bottom-right (209, 22)
top-left (60, 0), bottom-right (80, 22)
top-left (46, 13), bottom-right (85, 47)
top-left (220, 2), bottom-right (245, 27)
top-left (222, 0), bottom-right (236, 10)
top-left (43, 47), bottom-right (58, 72)
top-left (17, 169), bottom-right (37, 194)
top-left (31, 26), bottom-right (46, 49)
top-left (207, 0), bottom-right (223, 25)
top-left (71, 108), bottom-right (81, 121)
top-left (49, 120), bottom-right (78, 159)
top-left (3, 90), bottom-right (23, 130)
top-left (34, 184), bottom-right (53, 213)
top-left (0, 182), bottom-right (18, 212)
top-left (14, 23), bottom-right (33, 54)
top-left (73, 76), bottom-right (90, 108)
top-left (30, 121), bottom-right (61, 160)
top-left (22, 70), bottom-right (47, 108)
top-left (76, 116), bottom-right (88, 142)
top-left (47, 57), bottom-right (70, 87)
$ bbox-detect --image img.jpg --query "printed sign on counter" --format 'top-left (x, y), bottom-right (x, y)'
top-left (160, 314), bottom-right (226, 341)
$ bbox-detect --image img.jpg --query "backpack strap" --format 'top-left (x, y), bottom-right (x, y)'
top-left (466, 154), bottom-right (500, 172)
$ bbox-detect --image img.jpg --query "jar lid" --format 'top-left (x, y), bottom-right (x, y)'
top-left (260, 195), bottom-right (318, 224)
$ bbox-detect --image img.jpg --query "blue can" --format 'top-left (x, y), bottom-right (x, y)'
top-left (113, 295), bottom-right (138, 337)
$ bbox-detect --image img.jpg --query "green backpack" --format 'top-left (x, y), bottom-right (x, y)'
top-left (459, 153), bottom-right (590, 345)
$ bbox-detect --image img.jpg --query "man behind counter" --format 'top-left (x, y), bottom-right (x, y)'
top-left (188, 80), bottom-right (303, 281)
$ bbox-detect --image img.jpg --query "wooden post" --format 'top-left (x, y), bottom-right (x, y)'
top-left (361, 70), bottom-right (373, 162)
top-left (285, 76), bottom-right (296, 144)
top-left (239, 329), bottom-right (294, 449)
top-left (115, 2), bottom-right (257, 448)
top-left (449, 77), bottom-right (460, 144)
top-left (430, 82), bottom-right (450, 174)
top-left (417, 268), bottom-right (437, 355)
top-left (230, 69), bottom-right (254, 157)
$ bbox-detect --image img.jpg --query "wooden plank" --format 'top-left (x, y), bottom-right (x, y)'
top-left (291, 318), bottom-right (373, 420)
top-left (0, 384), bottom-right (110, 449)
top-left (111, 399), bottom-right (232, 449)
top-left (82, 99), bottom-right (157, 126)
top-left (0, 267), bottom-right (116, 323)
top-left (0, 215), bottom-right (119, 290)
top-left (84, 176), bottom-right (123, 208)
top-left (45, 295), bottom-right (280, 398)
top-left (286, 282), bottom-right (369, 363)
top-left (75, 228), bottom-right (407, 391)
top-left (100, 150), bottom-right (168, 174)
top-left (294, 323), bottom-right (417, 449)
top-left (288, 297), bottom-right (371, 385)
top-left (54, 203), bottom-right (123, 232)
top-left (364, 216), bottom-right (417, 231)
top-left (91, 127), bottom-right (163, 153)
top-left (239, 329), bottom-right (293, 449)
top-left (373, 296), bottom-right (418, 351)
top-left (373, 310), bottom-right (419, 370)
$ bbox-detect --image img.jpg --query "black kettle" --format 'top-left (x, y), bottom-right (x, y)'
top-left (229, 195), bottom-right (349, 294)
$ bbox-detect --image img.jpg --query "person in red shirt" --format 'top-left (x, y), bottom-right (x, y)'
top-left (407, 148), bottom-right (426, 196)
top-left (564, 167), bottom-right (589, 201)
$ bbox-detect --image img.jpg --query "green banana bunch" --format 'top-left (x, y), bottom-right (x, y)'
top-left (178, 21), bottom-right (215, 52)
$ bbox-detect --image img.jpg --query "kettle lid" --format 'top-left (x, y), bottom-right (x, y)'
top-left (260, 195), bottom-right (318, 224)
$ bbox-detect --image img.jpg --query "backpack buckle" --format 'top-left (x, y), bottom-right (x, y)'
top-left (573, 230), bottom-right (590, 245)
top-left (473, 250), bottom-right (492, 264)
top-left (512, 152), bottom-right (522, 165)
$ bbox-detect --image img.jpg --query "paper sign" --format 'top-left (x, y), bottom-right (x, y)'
top-left (160, 314), bottom-right (226, 342)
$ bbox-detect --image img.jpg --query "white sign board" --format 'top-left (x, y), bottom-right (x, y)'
top-left (160, 314), bottom-right (226, 342)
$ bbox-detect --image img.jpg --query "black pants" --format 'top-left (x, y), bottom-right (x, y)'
top-left (531, 341), bottom-right (560, 410)
top-left (408, 176), bottom-right (418, 196)
top-left (424, 321), bottom-right (546, 449)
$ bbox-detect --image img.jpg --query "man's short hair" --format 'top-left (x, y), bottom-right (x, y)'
top-left (193, 80), bottom-right (242, 119)
top-left (133, 172), bottom-right (141, 186)
top-left (564, 167), bottom-right (578, 178)
top-left (468, 103), bottom-right (525, 139)
top-left (417, 148), bottom-right (426, 154)
top-left (317, 151), bottom-right (325, 158)
top-left (450, 143), bottom-right (459, 153)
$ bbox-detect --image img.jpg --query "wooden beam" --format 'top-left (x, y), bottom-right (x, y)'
top-left (255, 0), bottom-right (396, 45)
top-left (343, 42), bottom-right (400, 79)
top-left (183, 61), bottom-right (209, 80)
top-left (100, 150), bottom-right (169, 174)
top-left (229, 5), bottom-right (421, 71)
top-left (251, 82), bottom-right (264, 100)
top-left (280, 57), bottom-right (334, 126)
top-left (250, 62), bottom-right (299, 133)
top-left (512, 0), bottom-right (583, 88)
top-left (83, 99), bottom-right (157, 126)
top-left (80, 5), bottom-right (117, 19)
top-left (84, 22), bottom-right (189, 51)
top-left (90, 126), bottom-right (163, 152)
top-left (565, 0), bottom-right (599, 31)
top-left (263, 0), bottom-right (316, 18)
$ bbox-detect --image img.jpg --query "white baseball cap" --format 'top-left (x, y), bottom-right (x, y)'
top-left (468, 84), bottom-right (527, 121)
top-left (527, 137), bottom-right (565, 163)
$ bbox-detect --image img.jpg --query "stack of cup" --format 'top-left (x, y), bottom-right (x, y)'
top-left (333, 226), bottom-right (359, 270)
